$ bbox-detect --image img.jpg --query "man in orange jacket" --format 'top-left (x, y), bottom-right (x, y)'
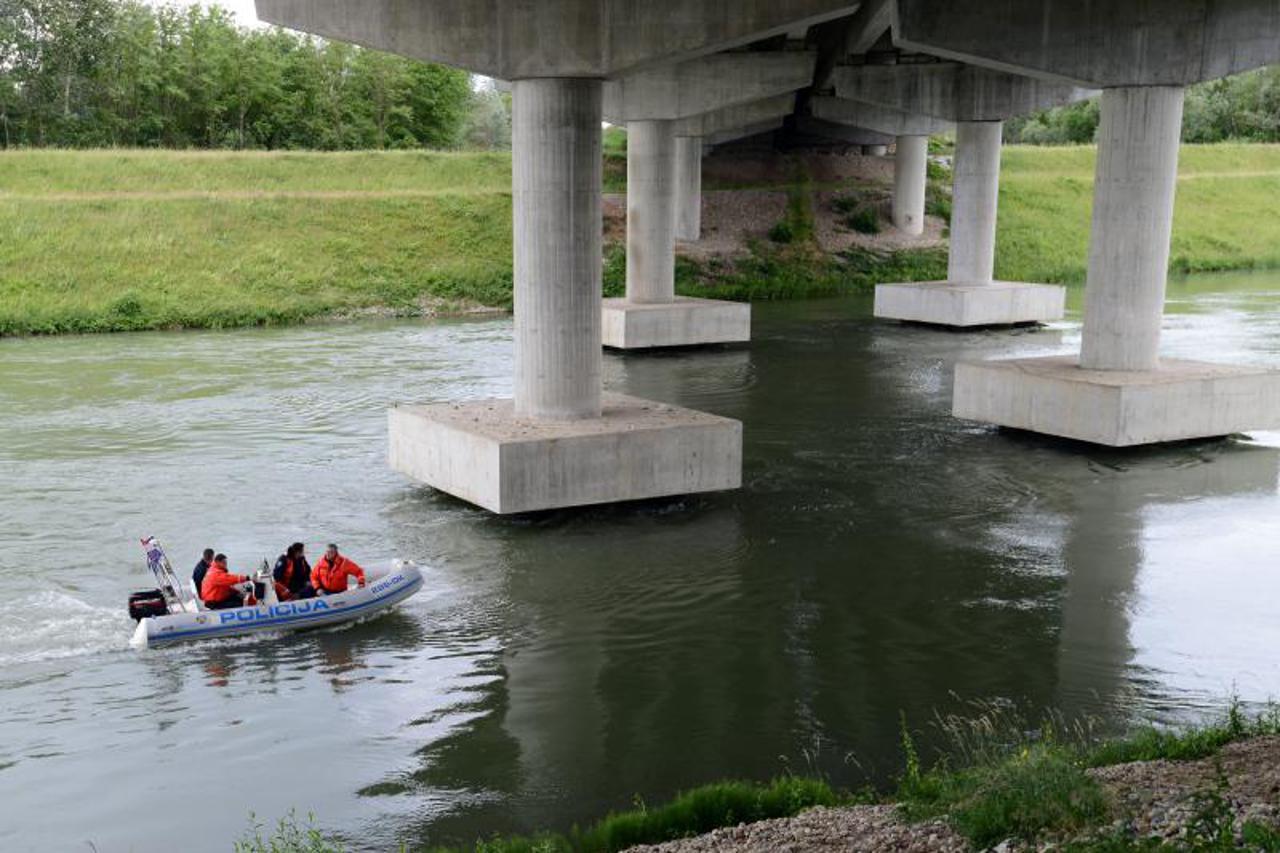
top-left (311, 544), bottom-right (366, 595)
top-left (201, 554), bottom-right (250, 610)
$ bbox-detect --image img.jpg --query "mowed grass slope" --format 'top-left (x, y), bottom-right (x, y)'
top-left (998, 143), bottom-right (1280, 283)
top-left (0, 150), bottom-right (513, 334)
top-left (6, 145), bottom-right (1280, 335)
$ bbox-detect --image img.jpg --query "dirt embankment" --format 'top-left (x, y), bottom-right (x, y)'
top-left (604, 148), bottom-right (947, 262)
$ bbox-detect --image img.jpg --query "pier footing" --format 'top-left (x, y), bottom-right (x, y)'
top-left (389, 394), bottom-right (742, 513)
top-left (953, 355), bottom-right (1280, 446)
top-left (875, 281), bottom-right (1065, 327)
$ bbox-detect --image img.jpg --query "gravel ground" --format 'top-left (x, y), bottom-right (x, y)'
top-left (624, 806), bottom-right (966, 853)
top-left (603, 149), bottom-right (947, 265)
top-left (1084, 735), bottom-right (1280, 846)
top-left (623, 738), bottom-right (1280, 852)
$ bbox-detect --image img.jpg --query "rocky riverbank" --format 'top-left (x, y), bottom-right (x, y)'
top-left (625, 737), bottom-right (1280, 852)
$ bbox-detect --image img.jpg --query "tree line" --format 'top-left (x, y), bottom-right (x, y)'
top-left (0, 0), bottom-right (513, 150)
top-left (1007, 68), bottom-right (1280, 145)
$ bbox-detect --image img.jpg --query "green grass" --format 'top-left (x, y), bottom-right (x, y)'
top-left (240, 700), bottom-right (1280, 853)
top-left (431, 777), bottom-right (845, 853)
top-left (0, 149), bottom-right (513, 195)
top-left (893, 698), bottom-right (1280, 849)
top-left (9, 143), bottom-right (1280, 336)
top-left (998, 142), bottom-right (1280, 283)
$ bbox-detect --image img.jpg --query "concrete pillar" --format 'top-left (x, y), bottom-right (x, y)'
top-left (863, 144), bottom-right (888, 156)
top-left (892, 134), bottom-right (928, 235)
top-left (946, 121), bottom-right (1002, 285)
top-left (1080, 86), bottom-right (1185, 372)
top-left (512, 77), bottom-right (603, 420)
top-left (675, 135), bottom-right (702, 242)
top-left (626, 119), bottom-right (678, 304)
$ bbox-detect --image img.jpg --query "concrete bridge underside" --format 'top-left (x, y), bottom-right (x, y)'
top-left (256, 0), bottom-right (1280, 513)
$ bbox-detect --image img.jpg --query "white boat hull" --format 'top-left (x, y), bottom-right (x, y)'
top-left (131, 563), bottom-right (424, 648)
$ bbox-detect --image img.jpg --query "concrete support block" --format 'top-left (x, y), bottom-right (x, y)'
top-left (863, 144), bottom-right (888, 156)
top-left (953, 356), bottom-right (1280, 446)
top-left (675, 135), bottom-right (702, 242)
top-left (1081, 86), bottom-right (1184, 371)
top-left (892, 134), bottom-right (928, 235)
top-left (602, 297), bottom-right (750, 349)
top-left (513, 78), bottom-right (603, 420)
top-left (389, 394), bottom-right (743, 514)
top-left (874, 281), bottom-right (1065, 326)
top-left (626, 119), bottom-right (678, 304)
top-left (948, 121), bottom-right (1002, 284)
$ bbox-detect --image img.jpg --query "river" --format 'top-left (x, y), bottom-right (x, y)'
top-left (3, 272), bottom-right (1280, 851)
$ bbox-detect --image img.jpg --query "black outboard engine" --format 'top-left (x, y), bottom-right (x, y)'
top-left (128, 589), bottom-right (169, 621)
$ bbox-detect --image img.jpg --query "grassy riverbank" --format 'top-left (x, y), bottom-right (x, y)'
top-left (241, 701), bottom-right (1280, 852)
top-left (6, 144), bottom-right (1280, 336)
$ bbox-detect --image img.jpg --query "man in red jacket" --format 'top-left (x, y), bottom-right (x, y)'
top-left (200, 554), bottom-right (250, 610)
top-left (311, 544), bottom-right (366, 595)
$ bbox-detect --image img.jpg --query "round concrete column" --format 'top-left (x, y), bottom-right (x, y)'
top-left (674, 135), bottom-right (703, 243)
top-left (863, 144), bottom-right (888, 156)
top-left (947, 121), bottom-right (1002, 284)
top-left (892, 135), bottom-right (928, 235)
top-left (512, 78), bottom-right (603, 420)
top-left (1080, 86), bottom-right (1185, 372)
top-left (626, 119), bottom-right (678, 303)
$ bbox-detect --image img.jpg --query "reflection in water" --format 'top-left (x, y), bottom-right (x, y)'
top-left (2, 274), bottom-right (1280, 851)
top-left (1053, 442), bottom-right (1280, 723)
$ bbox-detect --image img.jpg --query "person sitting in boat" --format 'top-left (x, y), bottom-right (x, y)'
top-left (311, 544), bottom-right (366, 596)
top-left (192, 548), bottom-right (214, 597)
top-left (200, 554), bottom-right (251, 610)
top-left (272, 542), bottom-right (314, 601)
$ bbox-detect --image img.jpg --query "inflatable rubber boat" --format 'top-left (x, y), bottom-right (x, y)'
top-left (129, 537), bottom-right (424, 648)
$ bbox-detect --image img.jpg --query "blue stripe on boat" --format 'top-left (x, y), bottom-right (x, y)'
top-left (146, 574), bottom-right (423, 645)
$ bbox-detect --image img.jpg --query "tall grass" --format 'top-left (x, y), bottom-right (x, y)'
top-left (895, 696), bottom-right (1280, 848)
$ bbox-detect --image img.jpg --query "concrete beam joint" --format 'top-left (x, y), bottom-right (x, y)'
top-left (832, 62), bottom-right (1092, 122)
top-left (892, 0), bottom-right (1280, 87)
top-left (256, 0), bottom-right (859, 79)
top-left (810, 95), bottom-right (952, 136)
top-left (604, 52), bottom-right (816, 122)
top-left (674, 94), bottom-right (797, 138)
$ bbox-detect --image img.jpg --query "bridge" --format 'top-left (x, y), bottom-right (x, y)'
top-left (257, 0), bottom-right (1280, 514)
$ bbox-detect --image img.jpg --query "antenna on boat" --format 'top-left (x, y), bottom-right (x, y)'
top-left (140, 536), bottom-right (194, 612)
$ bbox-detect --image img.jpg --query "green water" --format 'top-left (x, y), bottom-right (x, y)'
top-left (3, 275), bottom-right (1280, 851)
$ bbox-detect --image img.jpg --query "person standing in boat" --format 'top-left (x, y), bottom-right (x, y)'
top-left (201, 554), bottom-right (251, 610)
top-left (311, 544), bottom-right (366, 595)
top-left (192, 548), bottom-right (214, 597)
top-left (272, 542), bottom-right (314, 601)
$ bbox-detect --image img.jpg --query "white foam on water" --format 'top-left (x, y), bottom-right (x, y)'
top-left (0, 590), bottom-right (133, 667)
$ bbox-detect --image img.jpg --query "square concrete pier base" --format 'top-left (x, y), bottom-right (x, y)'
top-left (389, 394), bottom-right (742, 513)
top-left (953, 355), bottom-right (1280, 446)
top-left (875, 281), bottom-right (1066, 327)
top-left (602, 297), bottom-right (750, 349)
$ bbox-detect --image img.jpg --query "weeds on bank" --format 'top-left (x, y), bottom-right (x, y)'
top-left (1085, 698), bottom-right (1280, 767)
top-left (896, 705), bottom-right (1107, 849)
top-left (236, 811), bottom-right (345, 853)
top-left (768, 162), bottom-right (817, 244)
top-left (434, 777), bottom-right (846, 853)
top-left (894, 696), bottom-right (1280, 849)
top-left (831, 190), bottom-right (884, 234)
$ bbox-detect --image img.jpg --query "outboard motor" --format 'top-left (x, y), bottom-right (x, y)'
top-left (128, 589), bottom-right (169, 621)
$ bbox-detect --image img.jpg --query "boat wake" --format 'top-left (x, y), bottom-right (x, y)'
top-left (0, 590), bottom-right (132, 667)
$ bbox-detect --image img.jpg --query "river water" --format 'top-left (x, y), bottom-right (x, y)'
top-left (3, 273), bottom-right (1280, 851)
